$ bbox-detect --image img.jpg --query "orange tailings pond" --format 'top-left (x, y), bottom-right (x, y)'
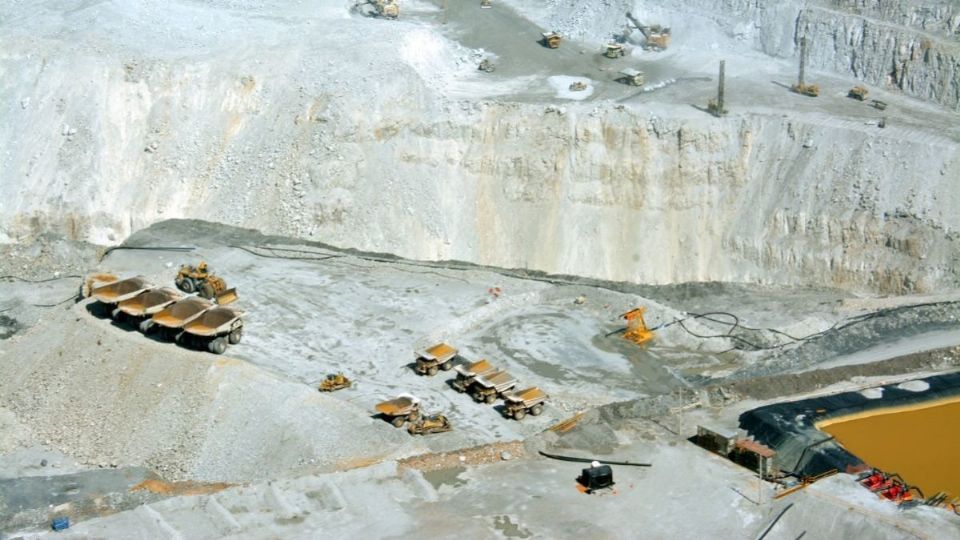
top-left (817, 397), bottom-right (960, 499)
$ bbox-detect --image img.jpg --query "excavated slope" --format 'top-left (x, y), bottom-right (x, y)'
top-left (1, 1), bottom-right (959, 294)
top-left (0, 301), bottom-right (408, 482)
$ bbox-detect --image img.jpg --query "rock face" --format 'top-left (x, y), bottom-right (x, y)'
top-left (798, 4), bottom-right (960, 110)
top-left (1, 1), bottom-right (958, 294)
top-left (512, 0), bottom-right (960, 109)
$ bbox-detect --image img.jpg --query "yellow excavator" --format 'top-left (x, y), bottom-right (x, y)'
top-left (621, 307), bottom-right (654, 345)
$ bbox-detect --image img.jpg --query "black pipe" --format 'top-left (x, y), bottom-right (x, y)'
top-left (538, 450), bottom-right (651, 467)
top-left (756, 502), bottom-right (793, 540)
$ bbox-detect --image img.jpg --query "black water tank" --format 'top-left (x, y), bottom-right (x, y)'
top-left (578, 465), bottom-right (614, 491)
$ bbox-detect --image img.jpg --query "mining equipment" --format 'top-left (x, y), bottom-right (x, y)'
top-left (408, 414), bottom-right (452, 435)
top-left (848, 86), bottom-right (869, 101)
top-left (791, 37), bottom-right (819, 97)
top-left (375, 394), bottom-right (421, 427)
top-left (469, 369), bottom-right (518, 404)
top-left (621, 307), bottom-right (654, 345)
top-left (175, 261), bottom-right (231, 300)
top-left (541, 32), bottom-right (562, 48)
top-left (707, 60), bottom-right (727, 117)
top-left (452, 358), bottom-right (497, 392)
top-left (625, 12), bottom-right (670, 50)
top-left (415, 342), bottom-right (459, 376)
top-left (618, 68), bottom-right (645, 86)
top-left (319, 373), bottom-right (352, 392)
top-left (503, 387), bottom-right (548, 420)
top-left (604, 42), bottom-right (625, 58)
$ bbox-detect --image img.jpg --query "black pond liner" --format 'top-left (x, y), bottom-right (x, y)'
top-left (738, 371), bottom-right (960, 478)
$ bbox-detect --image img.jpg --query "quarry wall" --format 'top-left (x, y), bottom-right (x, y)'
top-left (1, 1), bottom-right (958, 294)
top-left (514, 0), bottom-right (960, 109)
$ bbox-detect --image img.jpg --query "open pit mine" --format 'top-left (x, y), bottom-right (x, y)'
top-left (2, 0), bottom-right (960, 538)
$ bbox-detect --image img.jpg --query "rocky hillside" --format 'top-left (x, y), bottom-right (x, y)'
top-left (1, 0), bottom-right (959, 294)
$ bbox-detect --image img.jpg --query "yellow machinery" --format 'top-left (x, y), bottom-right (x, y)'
top-left (81, 272), bottom-right (119, 298)
top-left (707, 98), bottom-right (727, 116)
top-left (541, 32), bottom-right (562, 49)
top-left (415, 342), bottom-right (459, 376)
top-left (319, 373), bottom-right (352, 392)
top-left (480, 0), bottom-right (492, 7)
top-left (604, 43), bottom-right (625, 58)
top-left (791, 36), bottom-right (818, 97)
top-left (848, 86), bottom-right (869, 100)
top-left (175, 261), bottom-right (229, 300)
top-left (377, 0), bottom-right (399, 19)
top-left (452, 358), bottom-right (496, 392)
top-left (621, 307), bottom-right (654, 345)
top-left (625, 12), bottom-right (670, 51)
top-left (375, 394), bottom-right (421, 427)
top-left (504, 387), bottom-right (548, 420)
top-left (646, 25), bottom-right (671, 50)
top-left (568, 81), bottom-right (588, 92)
top-left (356, 0), bottom-right (398, 19)
top-left (618, 68), bottom-right (644, 86)
top-left (407, 414), bottom-right (452, 435)
top-left (792, 83), bottom-right (820, 97)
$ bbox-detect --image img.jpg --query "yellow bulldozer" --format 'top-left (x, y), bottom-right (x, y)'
top-left (407, 414), bottom-right (452, 435)
top-left (175, 261), bottom-right (230, 300)
top-left (319, 373), bottom-right (352, 392)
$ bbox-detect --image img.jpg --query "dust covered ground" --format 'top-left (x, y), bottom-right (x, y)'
top-left (3, 0), bottom-right (960, 537)
top-left (3, 220), bottom-right (960, 537)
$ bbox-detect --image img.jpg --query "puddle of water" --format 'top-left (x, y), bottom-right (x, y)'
top-left (422, 466), bottom-right (468, 490)
top-left (818, 397), bottom-right (960, 499)
top-left (492, 515), bottom-right (532, 539)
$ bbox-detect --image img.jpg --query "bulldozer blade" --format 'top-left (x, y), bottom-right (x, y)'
top-left (215, 288), bottom-right (238, 305)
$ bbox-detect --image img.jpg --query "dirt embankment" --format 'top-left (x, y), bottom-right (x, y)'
top-left (723, 346), bottom-right (960, 401)
top-left (0, 301), bottom-right (410, 483)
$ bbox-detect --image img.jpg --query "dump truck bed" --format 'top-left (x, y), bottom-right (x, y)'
top-left (455, 359), bottom-right (495, 377)
top-left (151, 296), bottom-right (214, 329)
top-left (182, 306), bottom-right (244, 336)
top-left (116, 287), bottom-right (183, 317)
top-left (375, 396), bottom-right (418, 416)
top-left (90, 276), bottom-right (154, 304)
top-left (474, 370), bottom-right (517, 390)
top-left (417, 342), bottom-right (457, 362)
top-left (506, 387), bottom-right (547, 406)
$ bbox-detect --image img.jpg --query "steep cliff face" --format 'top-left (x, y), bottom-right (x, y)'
top-left (2, 1), bottom-right (959, 294)
top-left (799, 5), bottom-right (960, 110)
top-left (509, 0), bottom-right (960, 109)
